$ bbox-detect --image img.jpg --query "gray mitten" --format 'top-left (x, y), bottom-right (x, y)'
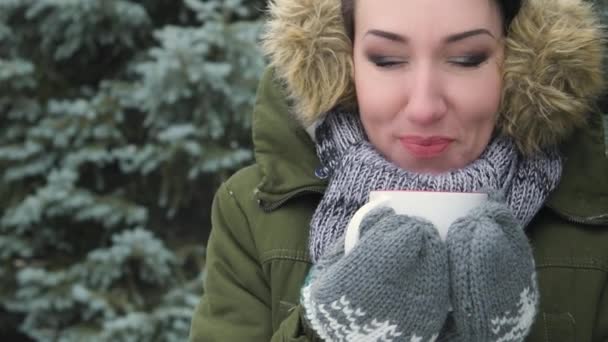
top-left (301, 207), bottom-right (450, 342)
top-left (444, 197), bottom-right (538, 342)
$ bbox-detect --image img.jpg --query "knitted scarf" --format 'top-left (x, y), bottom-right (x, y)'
top-left (309, 111), bottom-right (563, 263)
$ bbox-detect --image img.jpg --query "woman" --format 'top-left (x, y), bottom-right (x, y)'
top-left (190, 0), bottom-right (608, 341)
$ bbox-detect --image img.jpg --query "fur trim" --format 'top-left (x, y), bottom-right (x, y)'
top-left (261, 0), bottom-right (355, 125)
top-left (500, 0), bottom-right (605, 154)
top-left (261, 0), bottom-right (605, 154)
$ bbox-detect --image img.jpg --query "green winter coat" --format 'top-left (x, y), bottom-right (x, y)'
top-left (191, 0), bottom-right (608, 340)
top-left (189, 68), bottom-right (608, 342)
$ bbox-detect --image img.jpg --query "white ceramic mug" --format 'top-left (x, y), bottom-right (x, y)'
top-left (344, 190), bottom-right (488, 255)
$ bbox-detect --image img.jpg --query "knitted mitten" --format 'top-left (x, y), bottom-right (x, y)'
top-left (444, 197), bottom-right (539, 342)
top-left (301, 207), bottom-right (450, 342)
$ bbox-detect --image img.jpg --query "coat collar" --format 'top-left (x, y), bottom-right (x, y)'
top-left (252, 69), bottom-right (326, 208)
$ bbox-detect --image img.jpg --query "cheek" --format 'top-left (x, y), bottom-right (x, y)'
top-left (353, 60), bottom-right (405, 136)
top-left (453, 72), bottom-right (502, 164)
top-left (355, 84), bottom-right (402, 153)
top-left (453, 70), bottom-right (502, 126)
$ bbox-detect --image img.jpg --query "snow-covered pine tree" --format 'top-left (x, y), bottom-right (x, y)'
top-left (0, 0), bottom-right (264, 340)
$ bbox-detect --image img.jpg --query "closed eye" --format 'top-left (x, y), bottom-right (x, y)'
top-left (448, 53), bottom-right (488, 68)
top-left (368, 55), bottom-right (407, 68)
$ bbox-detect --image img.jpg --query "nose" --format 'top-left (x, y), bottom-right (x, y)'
top-left (402, 65), bottom-right (447, 126)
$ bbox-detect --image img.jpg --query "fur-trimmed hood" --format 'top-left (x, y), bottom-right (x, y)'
top-left (262, 0), bottom-right (605, 154)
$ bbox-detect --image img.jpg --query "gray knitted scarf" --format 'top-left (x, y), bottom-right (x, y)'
top-left (309, 111), bottom-right (563, 263)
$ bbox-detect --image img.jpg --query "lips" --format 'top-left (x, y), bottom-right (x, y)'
top-left (400, 136), bottom-right (454, 158)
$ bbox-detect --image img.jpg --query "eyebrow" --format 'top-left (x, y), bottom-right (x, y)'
top-left (445, 29), bottom-right (495, 43)
top-left (365, 28), bottom-right (495, 44)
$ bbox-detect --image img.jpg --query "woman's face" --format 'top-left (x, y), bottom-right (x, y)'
top-left (353, 0), bottom-right (504, 173)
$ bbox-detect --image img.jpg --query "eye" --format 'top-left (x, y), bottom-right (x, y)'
top-left (367, 55), bottom-right (406, 68)
top-left (448, 53), bottom-right (488, 68)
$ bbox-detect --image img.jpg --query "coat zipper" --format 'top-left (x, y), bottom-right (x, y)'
top-left (258, 186), bottom-right (325, 213)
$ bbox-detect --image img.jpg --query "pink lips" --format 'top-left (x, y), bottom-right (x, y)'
top-left (400, 136), bottom-right (454, 158)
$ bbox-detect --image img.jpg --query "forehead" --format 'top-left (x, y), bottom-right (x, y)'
top-left (354, 0), bottom-right (502, 38)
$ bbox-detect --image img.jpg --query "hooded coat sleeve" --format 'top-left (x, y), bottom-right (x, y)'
top-left (188, 180), bottom-right (319, 341)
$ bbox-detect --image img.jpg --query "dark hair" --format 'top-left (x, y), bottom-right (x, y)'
top-left (499, 0), bottom-right (523, 32)
top-left (341, 0), bottom-right (523, 42)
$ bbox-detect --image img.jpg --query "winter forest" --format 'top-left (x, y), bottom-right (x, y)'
top-left (0, 0), bottom-right (607, 341)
